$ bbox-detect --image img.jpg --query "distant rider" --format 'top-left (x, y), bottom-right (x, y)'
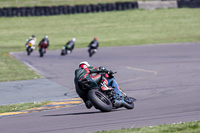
top-left (25, 35), bottom-right (37, 49)
top-left (64, 38), bottom-right (76, 53)
top-left (38, 35), bottom-right (49, 52)
top-left (74, 61), bottom-right (124, 109)
top-left (88, 37), bottom-right (99, 57)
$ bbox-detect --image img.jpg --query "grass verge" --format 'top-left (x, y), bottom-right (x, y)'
top-left (95, 121), bottom-right (200, 133)
top-left (0, 52), bottom-right (41, 81)
top-left (0, 8), bottom-right (200, 81)
top-left (0, 101), bottom-right (50, 113)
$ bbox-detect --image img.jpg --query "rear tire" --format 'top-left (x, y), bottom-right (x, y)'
top-left (39, 48), bottom-right (44, 57)
top-left (88, 89), bottom-right (112, 112)
top-left (27, 47), bottom-right (31, 56)
top-left (61, 52), bottom-right (65, 56)
top-left (61, 49), bottom-right (66, 56)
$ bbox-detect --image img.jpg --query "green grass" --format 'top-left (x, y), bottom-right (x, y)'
top-left (0, 0), bottom-right (137, 8)
top-left (95, 121), bottom-right (200, 133)
top-left (0, 8), bottom-right (200, 81)
top-left (0, 101), bottom-right (50, 113)
top-left (0, 53), bottom-right (41, 81)
top-left (1, 8), bottom-right (200, 49)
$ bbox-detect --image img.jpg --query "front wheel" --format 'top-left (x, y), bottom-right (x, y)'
top-left (39, 48), bottom-right (44, 57)
top-left (27, 47), bottom-right (32, 56)
top-left (88, 89), bottom-right (112, 112)
top-left (123, 97), bottom-right (134, 109)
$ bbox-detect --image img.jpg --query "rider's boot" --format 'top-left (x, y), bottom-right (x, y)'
top-left (101, 82), bottom-right (113, 91)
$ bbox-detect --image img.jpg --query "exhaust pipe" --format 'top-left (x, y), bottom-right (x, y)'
top-left (112, 100), bottom-right (123, 108)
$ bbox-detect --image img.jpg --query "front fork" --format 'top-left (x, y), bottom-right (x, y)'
top-left (107, 78), bottom-right (124, 106)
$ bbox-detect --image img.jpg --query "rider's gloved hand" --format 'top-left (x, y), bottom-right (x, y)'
top-left (108, 70), bottom-right (114, 75)
top-left (99, 66), bottom-right (106, 71)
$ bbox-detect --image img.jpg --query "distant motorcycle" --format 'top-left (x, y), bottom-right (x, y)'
top-left (78, 71), bottom-right (135, 112)
top-left (61, 46), bottom-right (72, 56)
top-left (39, 42), bottom-right (47, 57)
top-left (26, 40), bottom-right (35, 56)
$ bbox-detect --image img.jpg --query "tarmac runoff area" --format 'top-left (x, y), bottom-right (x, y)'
top-left (0, 79), bottom-right (82, 117)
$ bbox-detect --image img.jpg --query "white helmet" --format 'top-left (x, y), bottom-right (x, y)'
top-left (45, 35), bottom-right (48, 39)
top-left (79, 61), bottom-right (90, 68)
top-left (72, 38), bottom-right (76, 42)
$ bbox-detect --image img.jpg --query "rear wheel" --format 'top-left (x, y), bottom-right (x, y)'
top-left (27, 47), bottom-right (31, 55)
top-left (61, 49), bottom-right (65, 56)
top-left (88, 89), bottom-right (112, 112)
top-left (39, 48), bottom-right (44, 57)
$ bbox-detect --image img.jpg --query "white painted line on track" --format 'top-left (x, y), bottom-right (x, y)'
top-left (126, 66), bottom-right (158, 75)
top-left (23, 61), bottom-right (45, 76)
top-left (119, 66), bottom-right (158, 84)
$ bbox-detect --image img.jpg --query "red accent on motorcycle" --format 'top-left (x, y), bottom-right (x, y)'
top-left (41, 42), bottom-right (47, 48)
top-left (117, 86), bottom-right (121, 91)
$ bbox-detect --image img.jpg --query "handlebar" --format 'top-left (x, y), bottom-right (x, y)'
top-left (108, 70), bottom-right (117, 75)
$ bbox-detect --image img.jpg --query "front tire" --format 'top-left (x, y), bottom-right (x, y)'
top-left (88, 89), bottom-right (112, 112)
top-left (123, 97), bottom-right (134, 109)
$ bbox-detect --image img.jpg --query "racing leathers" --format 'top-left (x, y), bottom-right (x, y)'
top-left (38, 38), bottom-right (49, 49)
top-left (25, 37), bottom-right (37, 50)
top-left (74, 66), bottom-right (125, 109)
top-left (88, 39), bottom-right (99, 57)
top-left (74, 66), bottom-right (110, 104)
top-left (65, 40), bottom-right (75, 53)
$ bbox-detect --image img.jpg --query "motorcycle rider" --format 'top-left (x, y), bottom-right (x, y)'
top-left (25, 35), bottom-right (37, 48)
top-left (88, 37), bottom-right (99, 57)
top-left (74, 61), bottom-right (124, 109)
top-left (64, 38), bottom-right (76, 53)
top-left (38, 35), bottom-right (49, 53)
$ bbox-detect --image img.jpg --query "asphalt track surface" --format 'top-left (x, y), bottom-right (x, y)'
top-left (0, 78), bottom-right (77, 105)
top-left (1, 42), bottom-right (200, 133)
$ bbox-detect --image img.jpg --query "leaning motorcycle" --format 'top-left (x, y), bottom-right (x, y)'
top-left (78, 71), bottom-right (135, 112)
top-left (61, 46), bottom-right (71, 56)
top-left (39, 42), bottom-right (47, 57)
top-left (26, 40), bottom-right (35, 56)
top-left (88, 48), bottom-right (97, 57)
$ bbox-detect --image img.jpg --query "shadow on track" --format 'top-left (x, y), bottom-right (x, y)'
top-left (43, 109), bottom-right (122, 117)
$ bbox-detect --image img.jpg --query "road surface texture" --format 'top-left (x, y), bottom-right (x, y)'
top-left (0, 79), bottom-right (77, 105)
top-left (1, 42), bottom-right (200, 133)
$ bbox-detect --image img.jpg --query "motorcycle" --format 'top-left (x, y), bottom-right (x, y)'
top-left (61, 46), bottom-right (72, 56)
top-left (88, 48), bottom-right (97, 57)
top-left (78, 71), bottom-right (135, 112)
top-left (39, 42), bottom-right (48, 57)
top-left (26, 40), bottom-right (35, 56)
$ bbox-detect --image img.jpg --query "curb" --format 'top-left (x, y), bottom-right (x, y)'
top-left (0, 98), bottom-right (83, 117)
